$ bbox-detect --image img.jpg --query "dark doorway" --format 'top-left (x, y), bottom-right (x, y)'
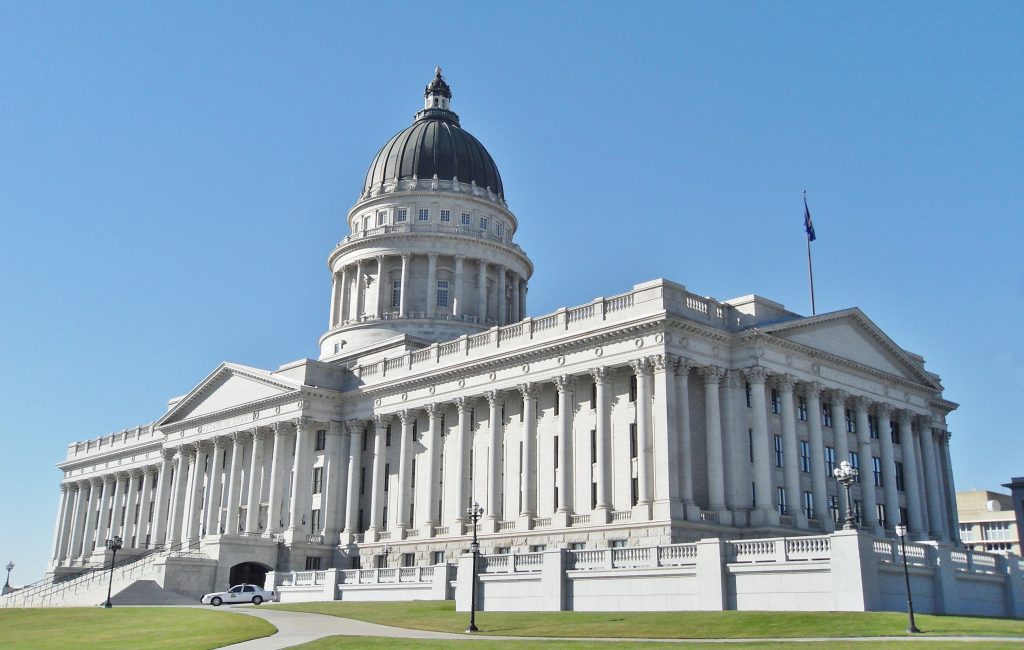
top-left (229, 562), bottom-right (269, 587)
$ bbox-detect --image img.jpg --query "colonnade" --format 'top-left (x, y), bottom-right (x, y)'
top-left (328, 253), bottom-right (527, 328)
top-left (49, 360), bottom-right (958, 568)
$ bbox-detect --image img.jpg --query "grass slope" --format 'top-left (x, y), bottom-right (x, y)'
top-left (271, 600), bottom-right (1024, 639)
top-left (0, 607), bottom-right (275, 650)
top-left (291, 636), bottom-right (1024, 649)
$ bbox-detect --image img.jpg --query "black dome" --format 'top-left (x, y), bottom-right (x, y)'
top-left (362, 73), bottom-right (503, 198)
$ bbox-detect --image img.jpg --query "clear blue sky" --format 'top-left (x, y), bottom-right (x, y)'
top-left (2, 2), bottom-right (1021, 584)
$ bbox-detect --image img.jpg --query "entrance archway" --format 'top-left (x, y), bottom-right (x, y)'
top-left (229, 562), bottom-right (269, 587)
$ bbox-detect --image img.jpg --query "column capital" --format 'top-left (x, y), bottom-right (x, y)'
top-left (483, 390), bottom-right (502, 407)
top-left (375, 254), bottom-right (385, 263)
top-left (743, 366), bottom-right (769, 384)
top-left (874, 402), bottom-right (893, 418)
top-left (699, 365), bottom-right (725, 384)
top-left (851, 395), bottom-right (870, 411)
top-left (59, 482), bottom-right (71, 494)
top-left (400, 253), bottom-right (411, 263)
top-left (772, 373), bottom-right (796, 392)
top-left (294, 415), bottom-right (314, 431)
top-left (127, 467), bottom-right (144, 479)
top-left (427, 251), bottom-right (438, 260)
top-left (90, 477), bottom-right (105, 487)
top-left (629, 357), bottom-right (651, 374)
top-left (251, 428), bottom-right (268, 444)
top-left (518, 382), bottom-right (539, 399)
top-left (229, 430), bottom-right (250, 445)
top-left (395, 409), bottom-right (410, 425)
top-left (373, 413), bottom-right (394, 428)
top-left (345, 418), bottom-right (370, 435)
top-left (327, 420), bottom-right (345, 436)
top-left (651, 354), bottom-right (669, 372)
top-left (896, 408), bottom-right (916, 425)
top-left (828, 388), bottom-right (849, 404)
top-left (452, 397), bottom-right (468, 413)
top-left (160, 448), bottom-right (176, 461)
top-left (355, 258), bottom-right (364, 270)
top-left (672, 356), bottom-right (695, 376)
top-left (115, 470), bottom-right (132, 481)
top-left (424, 403), bottom-right (440, 419)
top-left (722, 368), bottom-right (743, 388)
top-left (454, 254), bottom-right (465, 262)
top-left (551, 375), bottom-right (574, 392)
top-left (803, 380), bottom-right (823, 397)
top-left (589, 367), bottom-right (612, 385)
top-left (271, 420), bottom-right (294, 436)
top-left (143, 465), bottom-right (159, 477)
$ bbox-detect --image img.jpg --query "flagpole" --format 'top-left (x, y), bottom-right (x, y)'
top-left (804, 190), bottom-right (816, 316)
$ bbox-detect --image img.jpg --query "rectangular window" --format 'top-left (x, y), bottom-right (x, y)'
top-left (461, 211), bottom-right (471, 225)
top-left (392, 281), bottom-right (401, 308)
top-left (745, 382), bottom-right (752, 408)
top-left (854, 500), bottom-right (862, 523)
top-left (554, 435), bottom-right (559, 468)
top-left (377, 211), bottom-right (387, 226)
top-left (629, 423), bottom-right (638, 459)
top-left (890, 420), bottom-right (901, 445)
top-left (748, 429), bottom-right (754, 463)
top-left (825, 446), bottom-right (836, 475)
top-left (569, 542), bottom-right (586, 550)
top-left (629, 375), bottom-right (637, 402)
top-left (869, 415), bottom-right (879, 439)
top-left (312, 467), bottom-right (323, 494)
top-left (803, 491), bottom-right (814, 519)
top-left (479, 216), bottom-right (488, 230)
top-left (362, 433), bottom-right (368, 451)
top-left (436, 280), bottom-right (449, 307)
top-left (631, 477), bottom-right (638, 506)
top-left (774, 434), bottom-right (784, 467)
top-left (590, 383), bottom-right (597, 410)
top-left (777, 487), bottom-right (787, 515)
top-left (360, 467), bottom-right (366, 495)
top-left (959, 523), bottom-right (974, 542)
top-left (797, 397), bottom-right (808, 421)
top-left (771, 389), bottom-right (781, 414)
top-left (314, 429), bottom-right (327, 451)
top-left (872, 456), bottom-right (882, 487)
top-left (305, 556), bottom-right (321, 571)
top-left (822, 404), bottom-right (832, 427)
top-left (410, 458), bottom-right (416, 488)
top-left (899, 507), bottom-right (908, 528)
top-left (849, 451), bottom-right (860, 481)
top-left (383, 463), bottom-right (390, 491)
top-left (311, 508), bottom-right (321, 533)
top-left (496, 221), bottom-right (504, 236)
top-left (752, 482), bottom-right (757, 508)
top-left (396, 207), bottom-right (408, 222)
top-left (983, 522), bottom-right (1013, 541)
top-left (386, 425), bottom-right (392, 447)
top-left (591, 482), bottom-right (597, 510)
top-left (829, 495), bottom-right (840, 523)
top-left (440, 209), bottom-right (451, 222)
top-left (432, 550), bottom-right (445, 565)
top-left (610, 539), bottom-right (628, 549)
top-left (845, 409), bottom-right (855, 433)
top-left (895, 461), bottom-right (905, 492)
top-left (403, 553), bottom-right (415, 567)
top-left (418, 208), bottom-right (429, 221)
top-left (382, 506), bottom-right (388, 529)
top-left (554, 392), bottom-right (560, 416)
top-left (876, 503), bottom-right (887, 529)
top-left (590, 429), bottom-right (597, 464)
top-left (800, 440), bottom-right (811, 473)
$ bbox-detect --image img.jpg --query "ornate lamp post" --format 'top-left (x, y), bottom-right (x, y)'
top-left (103, 536), bottom-right (123, 608)
top-left (2, 562), bottom-right (13, 595)
top-left (832, 460), bottom-right (859, 530)
top-left (465, 501), bottom-right (484, 633)
top-left (895, 524), bottom-right (921, 633)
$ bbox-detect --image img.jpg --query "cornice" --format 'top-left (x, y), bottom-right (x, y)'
top-left (328, 231), bottom-right (533, 275)
top-left (57, 438), bottom-right (165, 472)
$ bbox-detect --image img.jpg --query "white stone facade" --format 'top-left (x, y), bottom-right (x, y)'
top-left (25, 71), bottom-right (993, 612)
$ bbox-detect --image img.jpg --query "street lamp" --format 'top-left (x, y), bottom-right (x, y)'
top-left (103, 536), bottom-right (123, 608)
top-left (465, 501), bottom-right (484, 633)
top-left (2, 562), bottom-right (13, 595)
top-left (832, 460), bottom-right (859, 530)
top-left (895, 524), bottom-right (921, 633)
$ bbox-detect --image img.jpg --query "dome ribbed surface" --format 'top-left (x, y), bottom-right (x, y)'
top-left (363, 117), bottom-right (504, 198)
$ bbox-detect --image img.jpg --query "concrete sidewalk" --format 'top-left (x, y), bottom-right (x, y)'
top-left (214, 605), bottom-right (1024, 649)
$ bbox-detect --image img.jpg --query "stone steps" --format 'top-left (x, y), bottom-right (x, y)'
top-left (113, 580), bottom-right (199, 606)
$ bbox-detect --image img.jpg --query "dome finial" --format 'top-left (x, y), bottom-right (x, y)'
top-left (424, 67), bottom-right (452, 100)
top-left (435, 66), bottom-right (442, 77)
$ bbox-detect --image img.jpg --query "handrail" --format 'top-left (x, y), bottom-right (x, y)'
top-left (0, 539), bottom-right (199, 608)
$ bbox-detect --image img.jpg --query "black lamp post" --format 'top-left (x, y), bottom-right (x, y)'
top-left (465, 501), bottom-right (484, 633)
top-left (895, 524), bottom-right (921, 633)
top-left (103, 536), bottom-right (123, 608)
top-left (832, 460), bottom-right (859, 530)
top-left (2, 561), bottom-right (13, 595)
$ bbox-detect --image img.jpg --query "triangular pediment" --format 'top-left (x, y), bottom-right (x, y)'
top-left (157, 362), bottom-right (302, 427)
top-left (759, 309), bottom-right (938, 388)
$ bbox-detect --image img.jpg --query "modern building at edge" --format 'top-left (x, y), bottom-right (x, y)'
top-left (44, 70), bottom-right (962, 592)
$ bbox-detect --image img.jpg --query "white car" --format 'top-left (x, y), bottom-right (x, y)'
top-left (201, 583), bottom-right (275, 606)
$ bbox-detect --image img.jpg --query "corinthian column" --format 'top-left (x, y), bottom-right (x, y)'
top-left (394, 410), bottom-right (413, 537)
top-left (267, 422), bottom-right (291, 533)
top-left (286, 417), bottom-right (315, 539)
top-left (399, 254), bottom-right (410, 318)
top-left (918, 418), bottom-right (946, 540)
top-left (778, 375), bottom-right (804, 528)
top-left (804, 383), bottom-right (831, 532)
top-left (876, 404), bottom-right (899, 533)
top-left (351, 259), bottom-right (365, 321)
top-left (518, 384), bottom-right (540, 525)
top-left (552, 378), bottom-right (574, 526)
top-left (426, 253), bottom-right (438, 318)
top-left (81, 478), bottom-right (103, 556)
top-left (67, 481), bottom-right (89, 560)
top-left (366, 415), bottom-right (389, 541)
top-left (244, 429), bottom-right (267, 534)
top-left (484, 391), bottom-right (504, 530)
top-left (496, 265), bottom-right (507, 324)
top-left (167, 448), bottom-right (191, 545)
top-left (49, 484), bottom-right (72, 565)
top-left (631, 360), bottom-right (653, 518)
top-left (830, 390), bottom-right (850, 519)
top-left (123, 470), bottom-right (142, 547)
top-left (151, 450), bottom-right (175, 546)
top-left (186, 445), bottom-right (207, 543)
top-left (477, 260), bottom-right (488, 322)
top-left (452, 399), bottom-right (470, 533)
top-left (701, 366), bottom-right (727, 518)
top-left (589, 370), bottom-right (611, 524)
top-left (323, 421), bottom-right (347, 543)
top-left (137, 467), bottom-right (155, 547)
top-left (852, 397), bottom-right (877, 531)
top-left (224, 432), bottom-right (247, 535)
top-left (204, 437), bottom-right (227, 536)
top-left (674, 359), bottom-right (698, 521)
top-left (746, 367), bottom-right (777, 526)
top-left (453, 256), bottom-right (465, 318)
top-left (375, 255), bottom-right (386, 319)
top-left (342, 419), bottom-right (368, 543)
top-left (422, 404), bottom-right (441, 534)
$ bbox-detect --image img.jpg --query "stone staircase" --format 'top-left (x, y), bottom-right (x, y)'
top-left (0, 542), bottom-right (207, 608)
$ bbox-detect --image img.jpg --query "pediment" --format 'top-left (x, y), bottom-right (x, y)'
top-left (760, 310), bottom-right (937, 387)
top-left (158, 363), bottom-right (302, 426)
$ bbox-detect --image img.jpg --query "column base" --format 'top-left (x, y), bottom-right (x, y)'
top-left (591, 507), bottom-right (611, 525)
top-left (517, 514), bottom-right (535, 531)
top-left (551, 511), bottom-right (571, 528)
top-left (394, 525), bottom-right (407, 540)
top-left (482, 517), bottom-right (499, 534)
top-left (364, 528), bottom-right (380, 543)
top-left (281, 528), bottom-right (304, 545)
top-left (631, 503), bottom-right (652, 522)
top-left (684, 501), bottom-right (701, 522)
top-left (652, 499), bottom-right (685, 521)
top-left (750, 508), bottom-right (780, 528)
top-left (340, 530), bottom-right (357, 546)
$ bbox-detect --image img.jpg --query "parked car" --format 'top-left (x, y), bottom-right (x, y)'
top-left (201, 583), bottom-right (275, 606)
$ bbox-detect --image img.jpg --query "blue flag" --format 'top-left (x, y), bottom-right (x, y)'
top-left (804, 196), bottom-right (816, 242)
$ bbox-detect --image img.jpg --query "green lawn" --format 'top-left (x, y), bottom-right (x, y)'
top-left (270, 600), bottom-right (1024, 639)
top-left (291, 637), bottom-right (1024, 650)
top-left (0, 607), bottom-right (276, 650)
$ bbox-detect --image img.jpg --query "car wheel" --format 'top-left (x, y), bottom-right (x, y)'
top-left (211, 597), bottom-right (222, 607)
top-left (252, 595), bottom-right (263, 605)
